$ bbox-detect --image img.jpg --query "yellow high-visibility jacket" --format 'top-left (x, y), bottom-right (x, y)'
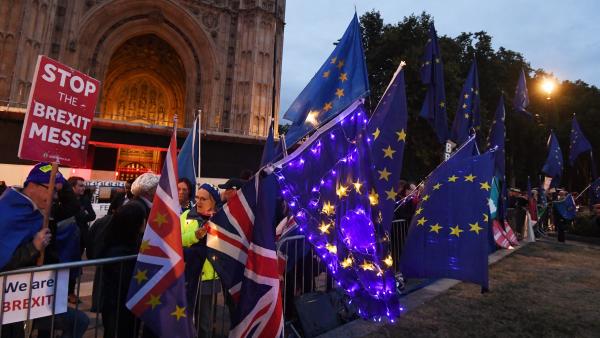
top-left (180, 209), bottom-right (217, 281)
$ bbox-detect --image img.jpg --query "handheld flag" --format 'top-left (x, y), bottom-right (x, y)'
top-left (260, 119), bottom-right (276, 166)
top-left (178, 115), bottom-right (200, 189)
top-left (419, 23), bottom-right (448, 143)
top-left (367, 62), bottom-right (408, 233)
top-left (451, 60), bottom-right (480, 144)
top-left (590, 178), bottom-right (600, 205)
top-left (568, 116), bottom-right (592, 166)
top-left (542, 131), bottom-right (563, 186)
top-left (126, 132), bottom-right (194, 338)
top-left (400, 139), bottom-right (495, 289)
top-left (283, 14), bottom-right (369, 148)
top-left (487, 96), bottom-right (506, 177)
top-left (513, 68), bottom-right (531, 117)
top-left (554, 194), bottom-right (576, 221)
top-left (206, 174), bottom-right (284, 338)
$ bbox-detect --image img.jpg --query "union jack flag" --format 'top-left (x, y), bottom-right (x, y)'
top-left (125, 131), bottom-right (195, 338)
top-left (206, 173), bottom-right (283, 338)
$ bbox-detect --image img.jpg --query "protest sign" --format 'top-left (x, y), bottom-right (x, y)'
top-left (1, 269), bottom-right (68, 324)
top-left (18, 55), bottom-right (100, 167)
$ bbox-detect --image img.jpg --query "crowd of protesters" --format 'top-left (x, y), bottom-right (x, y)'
top-left (1, 163), bottom-right (600, 337)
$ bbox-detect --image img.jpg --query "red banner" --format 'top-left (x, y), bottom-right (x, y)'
top-left (18, 55), bottom-right (100, 167)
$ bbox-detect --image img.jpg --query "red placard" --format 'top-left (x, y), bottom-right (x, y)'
top-left (18, 55), bottom-right (100, 167)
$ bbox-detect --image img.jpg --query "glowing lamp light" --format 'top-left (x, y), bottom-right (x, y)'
top-left (305, 110), bottom-right (320, 126)
top-left (541, 77), bottom-right (556, 99)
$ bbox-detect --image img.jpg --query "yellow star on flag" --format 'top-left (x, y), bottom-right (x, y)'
top-left (462, 103), bottom-right (468, 109)
top-left (385, 188), bottom-right (398, 200)
top-left (322, 102), bottom-right (333, 112)
top-left (322, 201), bottom-right (335, 216)
top-left (134, 269), bottom-right (148, 284)
top-left (336, 184), bottom-right (348, 198)
top-left (378, 167), bottom-right (391, 181)
top-left (323, 70), bottom-right (330, 78)
top-left (469, 222), bottom-right (483, 234)
top-left (147, 294), bottom-right (161, 309)
top-left (326, 243), bottom-right (337, 254)
top-left (439, 101), bottom-right (445, 108)
top-left (335, 88), bottom-right (345, 98)
top-left (352, 178), bottom-right (363, 193)
top-left (170, 305), bottom-right (187, 321)
top-left (480, 181), bottom-right (491, 191)
top-left (139, 239), bottom-right (150, 253)
top-left (154, 212), bottom-right (167, 227)
top-left (415, 207), bottom-right (423, 216)
top-left (339, 73), bottom-right (348, 82)
top-left (372, 128), bottom-right (381, 140)
top-left (417, 217), bottom-right (427, 226)
top-left (396, 129), bottom-right (407, 142)
top-left (449, 225), bottom-right (463, 237)
top-left (464, 174), bottom-right (476, 182)
top-left (337, 59), bottom-right (345, 69)
top-left (382, 145), bottom-right (396, 159)
top-left (448, 175), bottom-right (458, 182)
top-left (318, 221), bottom-right (332, 234)
top-left (483, 213), bottom-right (489, 222)
top-left (383, 255), bottom-right (393, 267)
top-left (464, 93), bottom-right (469, 99)
top-left (429, 223), bottom-right (442, 234)
top-left (341, 257), bottom-right (353, 268)
top-left (360, 260), bottom-right (375, 271)
top-left (433, 183), bottom-right (442, 190)
top-left (369, 188), bottom-right (379, 206)
top-left (422, 194), bottom-right (430, 201)
top-left (330, 57), bottom-right (337, 64)
top-left (464, 113), bottom-right (469, 119)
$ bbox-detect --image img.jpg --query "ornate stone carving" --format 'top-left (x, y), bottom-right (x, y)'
top-left (202, 12), bottom-right (219, 29)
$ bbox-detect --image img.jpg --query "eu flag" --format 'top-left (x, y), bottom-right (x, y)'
top-left (568, 116), bottom-right (592, 166)
top-left (513, 68), bottom-right (531, 117)
top-left (590, 178), bottom-right (600, 204)
top-left (283, 14), bottom-right (369, 148)
top-left (367, 63), bottom-right (408, 233)
top-left (400, 138), bottom-right (495, 289)
top-left (542, 131), bottom-right (563, 183)
top-left (451, 60), bottom-right (480, 144)
top-left (419, 23), bottom-right (448, 143)
top-left (177, 115), bottom-right (200, 190)
top-left (260, 119), bottom-right (276, 166)
top-left (487, 96), bottom-right (506, 177)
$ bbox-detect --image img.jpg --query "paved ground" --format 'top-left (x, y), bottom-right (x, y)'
top-left (359, 237), bottom-right (600, 337)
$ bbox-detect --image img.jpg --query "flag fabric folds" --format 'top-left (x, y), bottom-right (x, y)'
top-left (419, 23), bottom-right (448, 143)
top-left (178, 115), bottom-right (200, 189)
top-left (283, 14), bottom-right (369, 148)
top-left (205, 174), bottom-right (284, 338)
top-left (126, 132), bottom-right (195, 338)
top-left (400, 137), bottom-right (495, 289)
top-left (553, 194), bottom-right (576, 221)
top-left (275, 100), bottom-right (401, 319)
top-left (513, 68), bottom-right (531, 117)
top-left (451, 60), bottom-right (480, 144)
top-left (542, 131), bottom-right (564, 185)
top-left (568, 116), bottom-right (592, 166)
top-left (260, 119), bottom-right (276, 167)
top-left (367, 63), bottom-right (409, 233)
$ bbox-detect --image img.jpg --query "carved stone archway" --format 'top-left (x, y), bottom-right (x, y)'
top-left (74, 0), bottom-right (218, 127)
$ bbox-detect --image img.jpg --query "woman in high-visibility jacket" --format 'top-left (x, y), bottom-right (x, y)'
top-left (180, 183), bottom-right (221, 337)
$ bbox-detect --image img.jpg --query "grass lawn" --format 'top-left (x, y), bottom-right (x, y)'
top-left (366, 238), bottom-right (600, 337)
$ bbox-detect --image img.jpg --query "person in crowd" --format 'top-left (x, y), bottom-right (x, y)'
top-left (180, 183), bottom-right (222, 338)
top-left (68, 176), bottom-right (96, 257)
top-left (218, 178), bottom-right (246, 203)
top-left (111, 178), bottom-right (135, 209)
top-left (98, 172), bottom-right (160, 338)
top-left (178, 177), bottom-right (194, 212)
top-left (0, 163), bottom-right (89, 338)
top-left (552, 189), bottom-right (572, 243)
top-left (0, 180), bottom-right (7, 196)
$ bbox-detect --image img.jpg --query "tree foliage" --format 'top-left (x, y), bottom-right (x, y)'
top-left (360, 11), bottom-right (600, 191)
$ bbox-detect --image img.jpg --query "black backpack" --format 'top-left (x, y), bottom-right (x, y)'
top-left (86, 214), bottom-right (113, 259)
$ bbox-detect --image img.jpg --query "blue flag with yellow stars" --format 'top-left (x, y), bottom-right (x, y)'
top-left (513, 68), bottom-right (531, 118)
top-left (400, 138), bottom-right (495, 289)
top-left (419, 23), bottom-right (448, 143)
top-left (568, 116), bottom-right (592, 166)
top-left (260, 119), bottom-right (276, 166)
top-left (487, 95), bottom-right (506, 177)
top-left (542, 131), bottom-right (563, 184)
top-left (283, 13), bottom-right (369, 148)
top-left (451, 60), bottom-right (480, 144)
top-left (590, 178), bottom-right (600, 205)
top-left (367, 62), bottom-right (408, 233)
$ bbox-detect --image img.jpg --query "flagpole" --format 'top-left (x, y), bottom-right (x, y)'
top-left (197, 109), bottom-right (202, 182)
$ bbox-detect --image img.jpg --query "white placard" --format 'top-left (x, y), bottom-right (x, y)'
top-left (1, 269), bottom-right (69, 324)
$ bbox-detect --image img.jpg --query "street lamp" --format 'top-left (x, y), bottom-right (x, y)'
top-left (541, 77), bottom-right (556, 101)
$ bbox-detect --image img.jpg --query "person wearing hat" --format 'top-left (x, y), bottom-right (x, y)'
top-left (180, 183), bottom-right (222, 337)
top-left (0, 163), bottom-right (64, 271)
top-left (219, 178), bottom-right (246, 203)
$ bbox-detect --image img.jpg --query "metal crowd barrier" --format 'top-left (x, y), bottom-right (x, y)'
top-left (0, 220), bottom-right (412, 338)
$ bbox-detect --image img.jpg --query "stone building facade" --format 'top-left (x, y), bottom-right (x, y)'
top-left (0, 0), bottom-right (284, 181)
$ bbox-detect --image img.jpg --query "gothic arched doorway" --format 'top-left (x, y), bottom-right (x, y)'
top-left (99, 34), bottom-right (186, 127)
